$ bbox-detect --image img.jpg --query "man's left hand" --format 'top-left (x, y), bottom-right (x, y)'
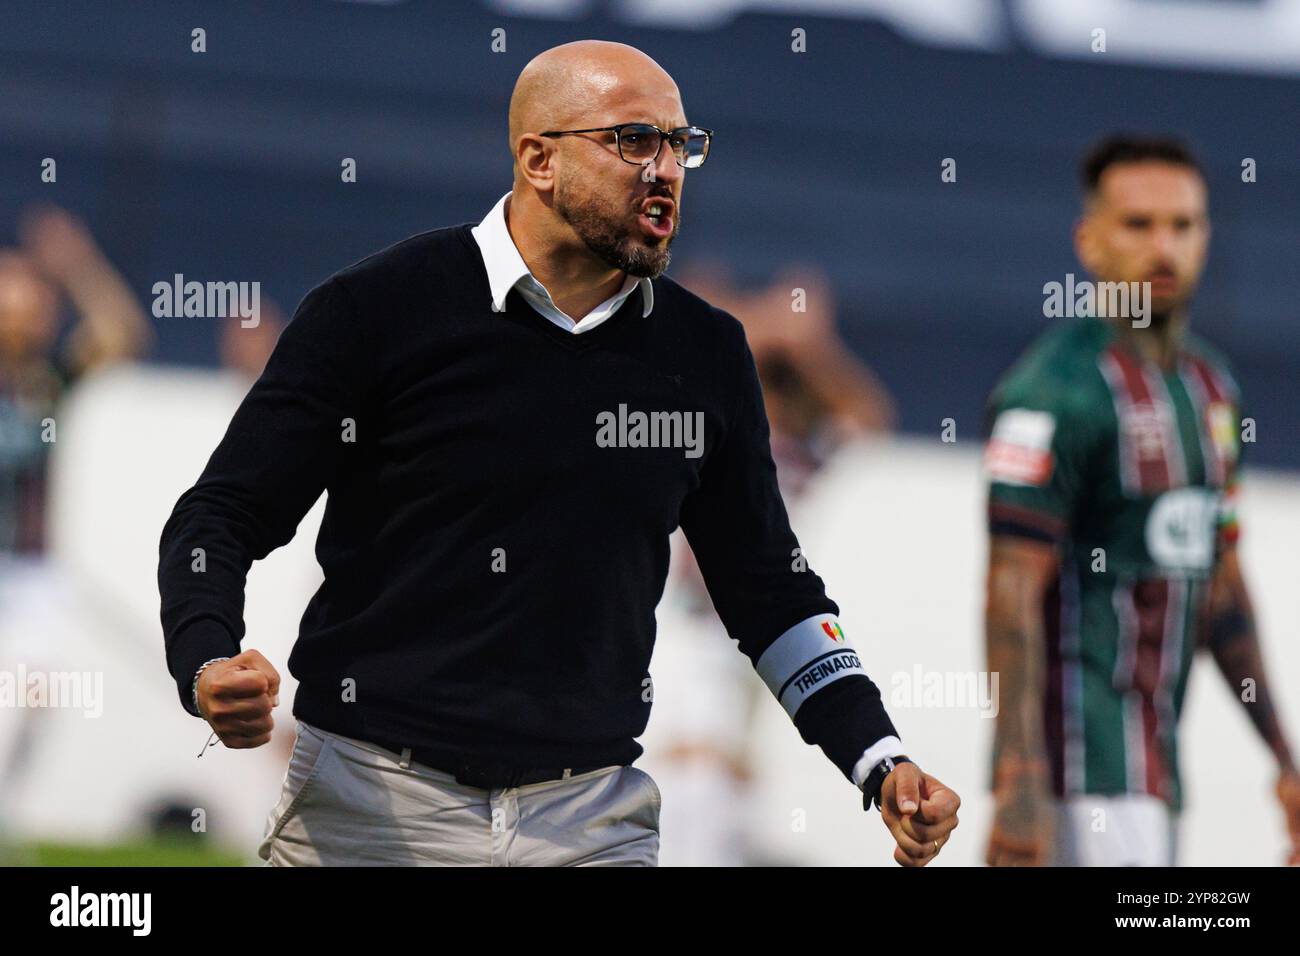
top-left (879, 762), bottom-right (961, 867)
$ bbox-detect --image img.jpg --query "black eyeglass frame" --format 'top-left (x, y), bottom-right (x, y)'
top-left (539, 123), bottom-right (714, 168)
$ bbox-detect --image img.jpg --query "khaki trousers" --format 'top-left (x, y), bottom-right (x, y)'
top-left (259, 720), bottom-right (661, 866)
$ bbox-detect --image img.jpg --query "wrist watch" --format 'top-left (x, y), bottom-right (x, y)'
top-left (862, 754), bottom-right (912, 811)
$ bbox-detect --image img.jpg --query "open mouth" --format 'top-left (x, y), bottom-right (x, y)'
top-left (638, 197), bottom-right (675, 239)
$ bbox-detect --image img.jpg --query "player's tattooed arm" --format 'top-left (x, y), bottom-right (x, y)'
top-left (984, 535), bottom-right (1058, 866)
top-left (1204, 546), bottom-right (1296, 774)
top-left (1206, 544), bottom-right (1300, 863)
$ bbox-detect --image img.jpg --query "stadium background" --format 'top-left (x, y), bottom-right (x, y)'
top-left (0, 0), bottom-right (1296, 865)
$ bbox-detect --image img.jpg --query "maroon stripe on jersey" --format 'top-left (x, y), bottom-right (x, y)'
top-left (1130, 579), bottom-right (1171, 798)
top-left (1184, 353), bottom-right (1228, 404)
top-left (1043, 572), bottom-right (1066, 797)
top-left (1103, 346), bottom-right (1173, 494)
top-left (1179, 358), bottom-right (1225, 487)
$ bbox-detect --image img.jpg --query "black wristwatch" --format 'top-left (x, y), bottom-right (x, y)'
top-left (862, 754), bottom-right (912, 812)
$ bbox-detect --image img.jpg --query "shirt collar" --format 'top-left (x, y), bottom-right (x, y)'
top-left (470, 191), bottom-right (654, 318)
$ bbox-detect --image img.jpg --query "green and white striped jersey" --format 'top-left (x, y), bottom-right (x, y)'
top-left (985, 316), bottom-right (1243, 810)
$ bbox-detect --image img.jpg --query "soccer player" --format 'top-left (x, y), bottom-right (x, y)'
top-left (982, 134), bottom-right (1300, 866)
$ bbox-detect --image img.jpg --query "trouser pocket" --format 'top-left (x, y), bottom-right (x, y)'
top-left (257, 721), bottom-right (334, 860)
top-left (623, 765), bottom-right (662, 833)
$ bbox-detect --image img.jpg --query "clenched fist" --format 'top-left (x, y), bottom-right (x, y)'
top-left (195, 649), bottom-right (281, 749)
top-left (879, 762), bottom-right (961, 867)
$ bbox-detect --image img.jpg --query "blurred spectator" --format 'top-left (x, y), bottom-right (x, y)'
top-left (0, 207), bottom-right (153, 845)
top-left (219, 301), bottom-right (284, 381)
top-left (678, 259), bottom-right (895, 474)
top-left (0, 206), bottom-right (153, 555)
top-left (669, 259), bottom-right (895, 591)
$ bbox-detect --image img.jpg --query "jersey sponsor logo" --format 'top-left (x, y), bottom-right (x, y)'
top-left (821, 620), bottom-right (846, 642)
top-left (985, 408), bottom-right (1055, 486)
top-left (1145, 487), bottom-right (1218, 571)
top-left (1120, 402), bottom-right (1174, 467)
top-left (1100, 347), bottom-right (1184, 494)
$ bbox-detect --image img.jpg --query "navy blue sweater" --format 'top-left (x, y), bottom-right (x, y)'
top-left (158, 224), bottom-right (896, 774)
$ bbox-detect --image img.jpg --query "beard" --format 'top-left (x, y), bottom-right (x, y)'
top-left (1147, 307), bottom-right (1176, 328)
top-left (1147, 286), bottom-right (1195, 327)
top-left (555, 172), bottom-right (677, 278)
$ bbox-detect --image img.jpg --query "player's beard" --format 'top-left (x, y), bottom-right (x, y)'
top-left (555, 169), bottom-right (676, 278)
top-left (1146, 287), bottom-right (1195, 332)
top-left (1145, 262), bottom-right (1196, 325)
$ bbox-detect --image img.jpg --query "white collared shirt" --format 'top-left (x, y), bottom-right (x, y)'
top-left (470, 191), bottom-right (654, 334)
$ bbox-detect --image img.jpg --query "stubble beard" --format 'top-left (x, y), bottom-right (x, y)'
top-left (555, 172), bottom-right (676, 278)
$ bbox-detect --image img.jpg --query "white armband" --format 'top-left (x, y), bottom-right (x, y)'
top-left (755, 613), bottom-right (865, 718)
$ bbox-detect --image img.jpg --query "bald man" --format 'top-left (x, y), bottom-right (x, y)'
top-left (160, 40), bottom-right (959, 867)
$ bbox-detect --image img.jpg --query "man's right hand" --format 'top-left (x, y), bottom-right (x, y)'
top-left (195, 649), bottom-right (281, 749)
top-left (985, 760), bottom-right (1054, 866)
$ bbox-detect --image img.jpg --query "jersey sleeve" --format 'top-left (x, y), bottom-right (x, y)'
top-left (983, 380), bottom-right (1094, 545)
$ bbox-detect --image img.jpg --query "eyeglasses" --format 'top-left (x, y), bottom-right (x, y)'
top-left (540, 123), bottom-right (713, 169)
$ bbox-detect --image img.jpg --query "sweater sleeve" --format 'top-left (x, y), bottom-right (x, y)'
top-left (678, 320), bottom-right (898, 782)
top-left (158, 278), bottom-right (369, 716)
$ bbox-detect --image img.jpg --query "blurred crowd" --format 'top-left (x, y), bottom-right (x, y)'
top-left (0, 207), bottom-right (286, 852)
top-left (0, 206), bottom-right (287, 557)
top-left (0, 207), bottom-right (153, 554)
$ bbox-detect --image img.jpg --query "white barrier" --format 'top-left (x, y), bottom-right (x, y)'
top-left (0, 365), bottom-right (321, 851)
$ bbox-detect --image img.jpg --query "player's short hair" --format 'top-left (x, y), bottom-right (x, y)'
top-left (1080, 133), bottom-right (1205, 198)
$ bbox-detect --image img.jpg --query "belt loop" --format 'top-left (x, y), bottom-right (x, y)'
top-left (562, 768), bottom-right (572, 779)
top-left (399, 747), bottom-right (412, 770)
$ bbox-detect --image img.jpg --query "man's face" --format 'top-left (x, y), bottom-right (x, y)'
top-left (1076, 161), bottom-right (1210, 316)
top-left (551, 97), bottom-right (687, 278)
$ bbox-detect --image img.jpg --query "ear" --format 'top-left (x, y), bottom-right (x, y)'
top-left (1073, 214), bottom-right (1099, 274)
top-left (516, 133), bottom-right (556, 194)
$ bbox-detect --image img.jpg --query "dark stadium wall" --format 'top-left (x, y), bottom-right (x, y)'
top-left (1, 0), bottom-right (1296, 464)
